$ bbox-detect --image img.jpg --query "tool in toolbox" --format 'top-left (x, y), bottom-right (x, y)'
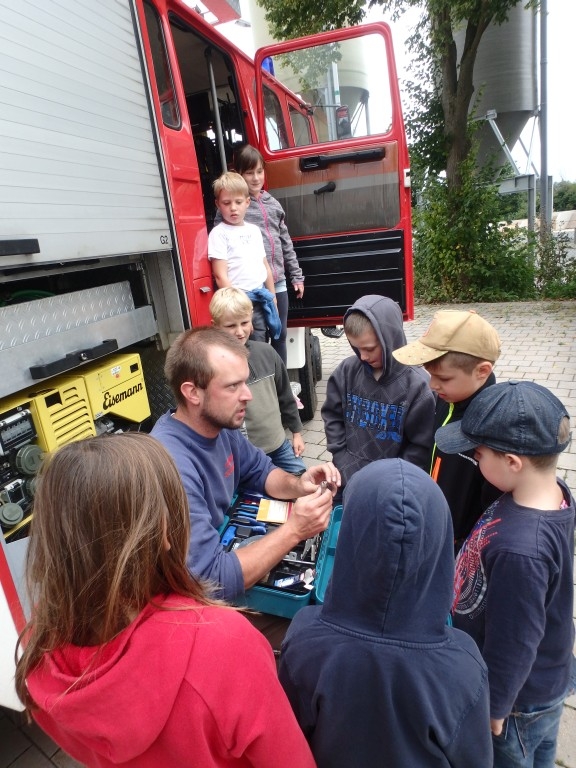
top-left (219, 491), bottom-right (343, 619)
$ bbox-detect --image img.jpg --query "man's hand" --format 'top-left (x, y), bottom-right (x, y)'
top-left (297, 463), bottom-right (340, 497)
top-left (285, 485), bottom-right (333, 541)
top-left (490, 718), bottom-right (505, 736)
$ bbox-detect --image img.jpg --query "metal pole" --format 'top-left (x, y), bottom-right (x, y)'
top-left (539, 0), bottom-right (550, 237)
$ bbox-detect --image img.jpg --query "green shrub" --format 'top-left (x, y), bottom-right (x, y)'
top-left (534, 231), bottom-right (576, 299)
top-left (413, 163), bottom-right (536, 302)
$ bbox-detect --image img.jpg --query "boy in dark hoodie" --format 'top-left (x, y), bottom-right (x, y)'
top-left (321, 295), bottom-right (435, 493)
top-left (278, 458), bottom-right (492, 768)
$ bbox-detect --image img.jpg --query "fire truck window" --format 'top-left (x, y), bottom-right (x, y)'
top-left (263, 34), bottom-right (393, 149)
top-left (289, 106), bottom-right (312, 146)
top-left (264, 87), bottom-right (289, 150)
top-left (143, 2), bottom-right (180, 128)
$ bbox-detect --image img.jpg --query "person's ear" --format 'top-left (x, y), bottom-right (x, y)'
top-left (504, 453), bottom-right (523, 473)
top-left (180, 380), bottom-right (201, 406)
top-left (475, 361), bottom-right (493, 382)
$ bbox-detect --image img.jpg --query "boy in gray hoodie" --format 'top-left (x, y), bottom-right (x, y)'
top-left (321, 295), bottom-right (435, 492)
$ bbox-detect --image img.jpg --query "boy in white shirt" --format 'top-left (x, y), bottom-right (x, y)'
top-left (209, 172), bottom-right (276, 341)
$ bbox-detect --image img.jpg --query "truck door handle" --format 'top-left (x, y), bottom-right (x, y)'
top-left (29, 339), bottom-right (119, 379)
top-left (314, 181), bottom-right (336, 195)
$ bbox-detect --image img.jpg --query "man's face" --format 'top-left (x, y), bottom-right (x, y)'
top-left (215, 192), bottom-right (250, 226)
top-left (424, 358), bottom-right (485, 404)
top-left (346, 326), bottom-right (383, 371)
top-left (198, 347), bottom-right (252, 433)
top-left (215, 311), bottom-right (253, 345)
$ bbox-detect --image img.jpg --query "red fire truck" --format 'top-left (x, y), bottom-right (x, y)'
top-left (0, 0), bottom-right (412, 708)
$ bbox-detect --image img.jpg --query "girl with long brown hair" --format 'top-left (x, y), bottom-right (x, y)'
top-left (16, 432), bottom-right (314, 767)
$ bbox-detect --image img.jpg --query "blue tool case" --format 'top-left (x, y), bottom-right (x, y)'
top-left (219, 493), bottom-right (343, 619)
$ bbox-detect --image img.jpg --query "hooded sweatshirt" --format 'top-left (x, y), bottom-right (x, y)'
top-left (278, 459), bottom-right (492, 768)
top-left (321, 295), bottom-right (435, 488)
top-left (28, 594), bottom-right (315, 768)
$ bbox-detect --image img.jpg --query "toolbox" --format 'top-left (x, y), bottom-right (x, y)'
top-left (220, 493), bottom-right (343, 619)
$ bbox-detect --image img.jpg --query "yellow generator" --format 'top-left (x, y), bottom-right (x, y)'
top-left (58, 353), bottom-right (151, 431)
top-left (0, 353), bottom-right (150, 536)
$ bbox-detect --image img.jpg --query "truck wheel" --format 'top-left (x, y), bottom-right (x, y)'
top-left (312, 333), bottom-right (322, 383)
top-left (297, 329), bottom-right (318, 423)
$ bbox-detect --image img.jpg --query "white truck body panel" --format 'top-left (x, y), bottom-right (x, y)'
top-left (0, 0), bottom-right (172, 268)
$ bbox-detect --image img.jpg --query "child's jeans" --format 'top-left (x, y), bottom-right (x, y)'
top-left (268, 438), bottom-right (306, 475)
top-left (492, 694), bottom-right (565, 768)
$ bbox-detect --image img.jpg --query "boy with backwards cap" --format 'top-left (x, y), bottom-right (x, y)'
top-left (393, 309), bottom-right (502, 552)
top-left (435, 380), bottom-right (574, 767)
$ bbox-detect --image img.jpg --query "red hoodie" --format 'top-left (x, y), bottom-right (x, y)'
top-left (27, 594), bottom-right (315, 767)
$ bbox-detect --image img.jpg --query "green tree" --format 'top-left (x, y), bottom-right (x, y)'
top-left (553, 180), bottom-right (576, 212)
top-left (254, 0), bottom-right (365, 39)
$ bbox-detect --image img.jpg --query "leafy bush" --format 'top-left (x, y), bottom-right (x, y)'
top-left (534, 231), bottom-right (576, 299)
top-left (413, 157), bottom-right (536, 302)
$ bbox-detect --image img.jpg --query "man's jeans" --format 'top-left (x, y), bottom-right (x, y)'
top-left (268, 438), bottom-right (306, 475)
top-left (492, 695), bottom-right (565, 768)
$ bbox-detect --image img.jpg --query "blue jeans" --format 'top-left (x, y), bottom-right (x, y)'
top-left (267, 438), bottom-right (306, 475)
top-left (492, 694), bottom-right (565, 768)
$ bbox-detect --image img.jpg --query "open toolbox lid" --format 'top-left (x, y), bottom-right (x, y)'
top-left (311, 504), bottom-right (343, 605)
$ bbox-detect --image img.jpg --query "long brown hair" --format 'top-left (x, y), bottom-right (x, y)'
top-left (15, 432), bottom-right (219, 708)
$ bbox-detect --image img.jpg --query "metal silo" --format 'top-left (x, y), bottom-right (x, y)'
top-left (455, 3), bottom-right (538, 170)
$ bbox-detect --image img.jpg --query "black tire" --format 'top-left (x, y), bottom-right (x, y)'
top-left (297, 329), bottom-right (318, 423)
top-left (312, 332), bottom-right (322, 383)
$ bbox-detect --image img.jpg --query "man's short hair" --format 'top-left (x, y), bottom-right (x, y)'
top-left (164, 327), bottom-right (249, 404)
top-left (343, 310), bottom-right (374, 338)
top-left (425, 351), bottom-right (489, 375)
top-left (210, 287), bottom-right (253, 325)
top-left (212, 171), bottom-right (249, 200)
